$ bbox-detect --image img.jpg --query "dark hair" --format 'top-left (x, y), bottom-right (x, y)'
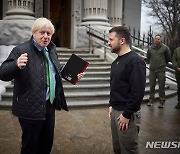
top-left (155, 34), bottom-right (162, 38)
top-left (109, 26), bottom-right (131, 44)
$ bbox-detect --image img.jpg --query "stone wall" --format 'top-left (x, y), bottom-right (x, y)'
top-left (0, 20), bottom-right (34, 45)
top-left (0, 45), bottom-right (15, 65)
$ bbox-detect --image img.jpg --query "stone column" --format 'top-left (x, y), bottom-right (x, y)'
top-left (108, 0), bottom-right (123, 26)
top-left (4, 0), bottom-right (35, 20)
top-left (81, 0), bottom-right (109, 26)
top-left (0, 0), bottom-right (35, 45)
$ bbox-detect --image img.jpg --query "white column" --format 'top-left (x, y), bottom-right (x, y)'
top-left (4, 0), bottom-right (35, 20)
top-left (81, 0), bottom-right (109, 26)
top-left (108, 0), bottom-right (123, 26)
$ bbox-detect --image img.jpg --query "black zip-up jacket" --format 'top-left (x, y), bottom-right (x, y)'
top-left (0, 37), bottom-right (68, 120)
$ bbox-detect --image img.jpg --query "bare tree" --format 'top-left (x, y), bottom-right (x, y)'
top-left (143, 0), bottom-right (180, 51)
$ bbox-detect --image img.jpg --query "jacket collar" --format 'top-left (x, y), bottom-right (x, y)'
top-left (152, 43), bottom-right (163, 50)
top-left (30, 36), bottom-right (56, 52)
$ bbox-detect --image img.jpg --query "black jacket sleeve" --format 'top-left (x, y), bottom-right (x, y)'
top-left (0, 48), bottom-right (20, 81)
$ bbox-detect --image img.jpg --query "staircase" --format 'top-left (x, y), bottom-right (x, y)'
top-left (0, 48), bottom-right (177, 109)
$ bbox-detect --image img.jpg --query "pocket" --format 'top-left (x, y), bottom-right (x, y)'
top-left (134, 110), bottom-right (141, 125)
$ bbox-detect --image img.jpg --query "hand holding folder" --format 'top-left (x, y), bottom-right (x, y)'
top-left (61, 54), bottom-right (89, 85)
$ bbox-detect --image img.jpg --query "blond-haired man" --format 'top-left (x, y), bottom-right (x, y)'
top-left (0, 17), bottom-right (83, 154)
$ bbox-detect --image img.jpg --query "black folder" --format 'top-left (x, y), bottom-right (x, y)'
top-left (61, 54), bottom-right (89, 85)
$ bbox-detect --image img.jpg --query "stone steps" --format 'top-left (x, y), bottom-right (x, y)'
top-left (86, 62), bottom-right (112, 67)
top-left (0, 47), bottom-right (177, 109)
top-left (84, 66), bottom-right (111, 72)
top-left (56, 47), bottom-right (89, 53)
top-left (67, 89), bottom-right (177, 107)
top-left (58, 57), bottom-right (106, 62)
top-left (63, 77), bottom-right (110, 85)
top-left (57, 53), bottom-right (100, 58)
top-left (0, 83), bottom-right (174, 102)
top-left (3, 82), bottom-right (169, 93)
top-left (0, 89), bottom-right (176, 109)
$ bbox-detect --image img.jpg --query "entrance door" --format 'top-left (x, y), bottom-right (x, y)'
top-left (0, 0), bottom-right (3, 19)
top-left (50, 0), bottom-right (71, 48)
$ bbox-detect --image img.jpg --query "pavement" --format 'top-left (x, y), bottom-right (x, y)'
top-left (0, 96), bottom-right (180, 154)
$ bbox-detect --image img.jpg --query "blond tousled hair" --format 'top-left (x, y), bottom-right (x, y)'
top-left (31, 17), bottom-right (55, 34)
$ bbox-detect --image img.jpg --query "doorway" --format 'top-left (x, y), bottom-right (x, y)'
top-left (0, 0), bottom-right (3, 19)
top-left (50, 0), bottom-right (71, 48)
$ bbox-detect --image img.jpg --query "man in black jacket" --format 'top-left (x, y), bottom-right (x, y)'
top-left (0, 17), bottom-right (84, 154)
top-left (108, 26), bottom-right (146, 154)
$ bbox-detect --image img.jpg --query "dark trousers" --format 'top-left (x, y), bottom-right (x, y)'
top-left (18, 101), bottom-right (55, 154)
top-left (149, 71), bottom-right (165, 102)
top-left (175, 72), bottom-right (180, 103)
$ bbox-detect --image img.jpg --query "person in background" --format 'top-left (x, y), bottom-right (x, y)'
top-left (0, 17), bottom-right (84, 154)
top-left (108, 26), bottom-right (146, 154)
top-left (146, 34), bottom-right (171, 108)
top-left (172, 47), bottom-right (180, 108)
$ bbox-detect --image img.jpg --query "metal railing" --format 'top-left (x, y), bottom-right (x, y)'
top-left (85, 25), bottom-right (109, 61)
top-left (85, 25), bottom-right (176, 83)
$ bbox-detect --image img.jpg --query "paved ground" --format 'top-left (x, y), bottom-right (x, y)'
top-left (0, 96), bottom-right (180, 154)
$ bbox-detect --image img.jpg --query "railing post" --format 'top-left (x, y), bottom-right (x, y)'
top-left (147, 37), bottom-right (150, 48)
top-left (88, 24), bottom-right (90, 52)
top-left (138, 30), bottom-right (140, 47)
top-left (88, 24), bottom-right (93, 53)
top-left (133, 28), bottom-right (135, 43)
top-left (148, 26), bottom-right (153, 46)
top-left (104, 31), bottom-right (107, 61)
top-left (143, 34), bottom-right (145, 49)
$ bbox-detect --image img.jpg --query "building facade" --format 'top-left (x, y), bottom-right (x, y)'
top-left (0, 0), bottom-right (141, 48)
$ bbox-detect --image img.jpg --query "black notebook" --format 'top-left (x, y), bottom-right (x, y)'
top-left (61, 54), bottom-right (89, 85)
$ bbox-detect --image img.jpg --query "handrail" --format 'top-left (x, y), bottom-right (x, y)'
top-left (84, 25), bottom-right (109, 38)
top-left (85, 25), bottom-right (108, 60)
top-left (85, 25), bottom-right (176, 83)
top-left (87, 31), bottom-right (108, 43)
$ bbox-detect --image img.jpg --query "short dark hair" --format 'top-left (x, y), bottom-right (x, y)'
top-left (109, 26), bottom-right (131, 44)
top-left (155, 34), bottom-right (162, 38)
